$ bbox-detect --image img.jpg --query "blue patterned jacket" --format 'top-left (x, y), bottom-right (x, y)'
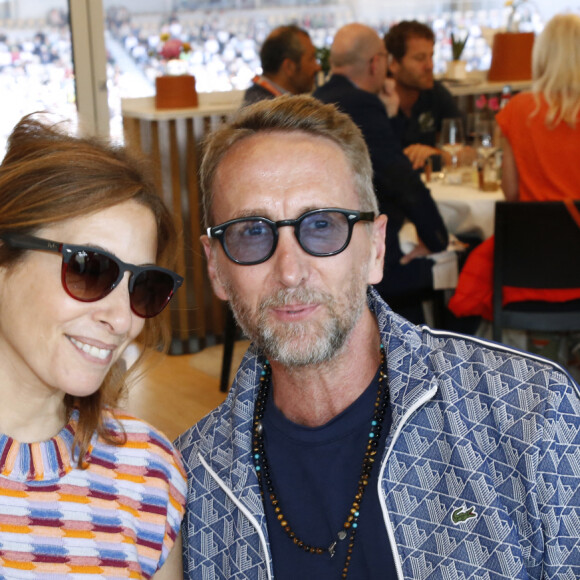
top-left (175, 289), bottom-right (580, 579)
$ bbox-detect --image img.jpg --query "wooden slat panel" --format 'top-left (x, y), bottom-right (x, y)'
top-left (121, 108), bottom-right (241, 352)
top-left (122, 117), bottom-right (141, 153)
top-left (168, 120), bottom-right (189, 342)
top-left (149, 121), bottom-right (162, 198)
top-left (185, 118), bottom-right (207, 342)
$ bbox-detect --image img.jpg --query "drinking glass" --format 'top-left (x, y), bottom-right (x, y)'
top-left (440, 117), bottom-right (466, 183)
top-left (475, 119), bottom-right (500, 191)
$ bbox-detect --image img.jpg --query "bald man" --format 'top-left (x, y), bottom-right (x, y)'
top-left (313, 23), bottom-right (448, 324)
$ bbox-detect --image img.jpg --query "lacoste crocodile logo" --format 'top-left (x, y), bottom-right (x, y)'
top-left (452, 506), bottom-right (478, 525)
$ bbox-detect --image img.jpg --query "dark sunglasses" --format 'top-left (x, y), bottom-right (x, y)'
top-left (1, 233), bottom-right (183, 318)
top-left (207, 208), bottom-right (376, 266)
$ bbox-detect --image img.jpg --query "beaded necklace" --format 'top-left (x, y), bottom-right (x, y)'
top-left (252, 344), bottom-right (389, 579)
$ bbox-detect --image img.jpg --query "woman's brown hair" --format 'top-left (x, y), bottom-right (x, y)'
top-left (0, 114), bottom-right (179, 465)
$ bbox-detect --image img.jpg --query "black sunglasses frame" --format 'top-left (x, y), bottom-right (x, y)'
top-left (1, 233), bottom-right (183, 318)
top-left (207, 208), bottom-right (376, 265)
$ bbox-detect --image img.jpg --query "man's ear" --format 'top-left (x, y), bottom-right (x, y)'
top-left (281, 57), bottom-right (298, 79)
top-left (368, 53), bottom-right (379, 76)
top-left (201, 235), bottom-right (229, 301)
top-left (367, 214), bottom-right (387, 286)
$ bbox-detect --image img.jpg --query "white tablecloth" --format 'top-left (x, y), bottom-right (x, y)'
top-left (399, 182), bottom-right (504, 289)
top-left (428, 181), bottom-right (504, 240)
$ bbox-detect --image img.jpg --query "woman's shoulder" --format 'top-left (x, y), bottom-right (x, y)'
top-left (96, 410), bottom-right (186, 481)
top-left (105, 410), bottom-right (176, 448)
top-left (510, 91), bottom-right (534, 103)
top-left (499, 91), bottom-right (535, 115)
top-left (496, 91), bottom-right (537, 133)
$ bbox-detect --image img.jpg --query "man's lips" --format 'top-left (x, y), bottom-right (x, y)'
top-left (272, 303), bottom-right (319, 320)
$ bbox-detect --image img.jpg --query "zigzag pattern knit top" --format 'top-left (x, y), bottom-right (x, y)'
top-left (0, 410), bottom-right (186, 578)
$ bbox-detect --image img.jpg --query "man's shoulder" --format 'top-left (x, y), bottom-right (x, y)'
top-left (419, 327), bottom-right (578, 394)
top-left (314, 75), bottom-right (381, 106)
top-left (415, 81), bottom-right (457, 111)
top-left (173, 398), bottom-right (239, 474)
top-left (242, 83), bottom-right (276, 106)
top-left (432, 79), bottom-right (454, 98)
top-left (374, 290), bottom-right (575, 391)
top-left (314, 75), bottom-right (391, 140)
top-left (174, 347), bottom-right (264, 467)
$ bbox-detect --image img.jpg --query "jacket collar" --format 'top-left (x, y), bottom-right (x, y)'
top-left (369, 288), bottom-right (440, 434)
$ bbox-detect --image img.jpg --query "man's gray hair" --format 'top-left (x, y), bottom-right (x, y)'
top-left (200, 95), bottom-right (378, 227)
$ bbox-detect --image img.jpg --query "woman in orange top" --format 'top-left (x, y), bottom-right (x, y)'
top-left (449, 13), bottom-right (580, 320)
top-left (499, 13), bottom-right (580, 202)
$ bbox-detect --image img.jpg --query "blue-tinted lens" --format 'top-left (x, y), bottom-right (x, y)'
top-left (223, 218), bottom-right (275, 263)
top-left (299, 211), bottom-right (350, 254)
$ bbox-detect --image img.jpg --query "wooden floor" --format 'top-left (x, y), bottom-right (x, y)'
top-left (123, 341), bottom-right (249, 441)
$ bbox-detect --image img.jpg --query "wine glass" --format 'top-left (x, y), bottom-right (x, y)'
top-left (475, 119), bottom-right (497, 162)
top-left (440, 118), bottom-right (465, 183)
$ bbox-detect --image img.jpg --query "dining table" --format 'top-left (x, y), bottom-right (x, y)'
top-left (428, 179), bottom-right (505, 240)
top-left (399, 179), bottom-right (504, 290)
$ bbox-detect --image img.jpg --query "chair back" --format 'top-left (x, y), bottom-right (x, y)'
top-left (492, 200), bottom-right (580, 341)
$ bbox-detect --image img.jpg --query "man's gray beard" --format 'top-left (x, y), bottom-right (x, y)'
top-left (224, 279), bottom-right (367, 368)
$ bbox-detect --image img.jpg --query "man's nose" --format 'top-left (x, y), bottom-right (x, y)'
top-left (271, 228), bottom-right (310, 288)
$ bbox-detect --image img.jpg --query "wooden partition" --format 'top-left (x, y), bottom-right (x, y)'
top-left (122, 93), bottom-right (243, 354)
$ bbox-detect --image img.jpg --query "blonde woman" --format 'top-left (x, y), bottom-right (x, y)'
top-left (449, 13), bottom-right (580, 320)
top-left (499, 13), bottom-right (580, 201)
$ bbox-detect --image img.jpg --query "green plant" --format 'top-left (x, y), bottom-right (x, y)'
top-left (316, 46), bottom-right (331, 76)
top-left (451, 32), bottom-right (469, 61)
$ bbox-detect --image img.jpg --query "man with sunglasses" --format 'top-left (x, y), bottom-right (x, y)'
top-left (175, 96), bottom-right (580, 579)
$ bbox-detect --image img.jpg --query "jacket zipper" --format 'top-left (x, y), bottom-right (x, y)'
top-left (377, 383), bottom-right (438, 579)
top-left (198, 453), bottom-right (274, 580)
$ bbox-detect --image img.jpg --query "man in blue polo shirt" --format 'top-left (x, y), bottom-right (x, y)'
top-left (385, 20), bottom-right (462, 171)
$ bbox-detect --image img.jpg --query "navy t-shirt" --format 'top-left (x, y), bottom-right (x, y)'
top-left (261, 369), bottom-right (396, 578)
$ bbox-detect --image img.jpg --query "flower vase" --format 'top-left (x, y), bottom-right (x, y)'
top-left (155, 74), bottom-right (198, 109)
top-left (488, 32), bottom-right (534, 81)
top-left (446, 60), bottom-right (467, 80)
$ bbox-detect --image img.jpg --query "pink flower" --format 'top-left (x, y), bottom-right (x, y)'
top-left (488, 96), bottom-right (500, 112)
top-left (160, 38), bottom-right (183, 60)
top-left (475, 94), bottom-right (487, 110)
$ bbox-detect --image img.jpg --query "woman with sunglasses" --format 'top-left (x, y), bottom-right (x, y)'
top-left (0, 115), bottom-right (186, 578)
